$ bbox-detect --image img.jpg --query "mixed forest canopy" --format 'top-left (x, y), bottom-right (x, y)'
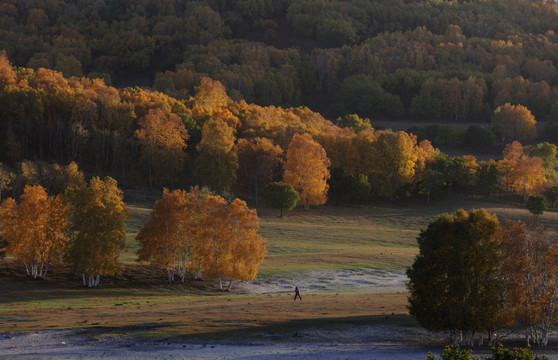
top-left (1, 0), bottom-right (558, 206)
top-left (1, 0), bottom-right (558, 126)
top-left (0, 50), bottom-right (556, 205)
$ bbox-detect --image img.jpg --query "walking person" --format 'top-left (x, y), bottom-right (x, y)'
top-left (294, 286), bottom-right (302, 301)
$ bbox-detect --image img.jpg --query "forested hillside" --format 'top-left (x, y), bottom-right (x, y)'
top-left (2, 0), bottom-right (558, 204)
top-left (2, 0), bottom-right (558, 124)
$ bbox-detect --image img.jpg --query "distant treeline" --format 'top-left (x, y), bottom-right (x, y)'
top-left (2, 0), bottom-right (558, 124)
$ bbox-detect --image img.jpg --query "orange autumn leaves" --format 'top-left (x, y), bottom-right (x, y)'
top-left (137, 188), bottom-right (266, 290)
top-left (0, 185), bottom-right (68, 279)
top-left (284, 133), bottom-right (331, 210)
top-left (0, 178), bottom-right (126, 285)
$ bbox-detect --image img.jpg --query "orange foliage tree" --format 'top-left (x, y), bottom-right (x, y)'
top-left (191, 196), bottom-right (266, 290)
top-left (492, 103), bottom-right (537, 141)
top-left (135, 108), bottom-right (189, 187)
top-left (371, 130), bottom-right (419, 200)
top-left (136, 188), bottom-right (201, 283)
top-left (0, 185), bottom-right (68, 279)
top-left (284, 133), bottom-right (330, 210)
top-left (137, 188), bottom-right (266, 289)
top-left (497, 141), bottom-right (546, 200)
top-left (500, 220), bottom-right (558, 346)
top-left (196, 118), bottom-right (238, 193)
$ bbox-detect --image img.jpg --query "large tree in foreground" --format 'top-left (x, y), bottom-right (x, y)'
top-left (407, 209), bottom-right (502, 345)
top-left (0, 185), bottom-right (68, 279)
top-left (284, 133), bottom-right (330, 210)
top-left (65, 177), bottom-right (126, 288)
top-left (500, 220), bottom-right (558, 347)
top-left (193, 197), bottom-right (266, 290)
top-left (136, 188), bottom-right (197, 283)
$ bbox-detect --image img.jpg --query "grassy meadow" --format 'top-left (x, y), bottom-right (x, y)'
top-left (2, 195), bottom-right (558, 339)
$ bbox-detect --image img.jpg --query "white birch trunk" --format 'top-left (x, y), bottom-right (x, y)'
top-left (226, 280), bottom-right (234, 291)
top-left (94, 274), bottom-right (100, 287)
top-left (82, 273), bottom-right (86, 286)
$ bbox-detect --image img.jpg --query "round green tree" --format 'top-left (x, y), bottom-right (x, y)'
top-left (262, 182), bottom-right (300, 217)
top-left (527, 195), bottom-right (547, 224)
top-left (407, 209), bottom-right (502, 343)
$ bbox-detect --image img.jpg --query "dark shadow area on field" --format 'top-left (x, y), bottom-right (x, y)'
top-left (156, 314), bottom-right (421, 343)
top-left (0, 260), bottom-right (214, 304)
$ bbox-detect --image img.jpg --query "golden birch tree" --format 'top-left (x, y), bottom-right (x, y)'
top-left (371, 130), bottom-right (418, 200)
top-left (221, 199), bottom-right (266, 289)
top-left (65, 177), bottom-right (126, 288)
top-left (497, 141), bottom-right (546, 200)
top-left (284, 133), bottom-right (331, 210)
top-left (0, 185), bottom-right (68, 279)
top-left (500, 220), bottom-right (558, 346)
top-left (135, 108), bottom-right (189, 187)
top-left (136, 188), bottom-right (195, 282)
top-left (196, 118), bottom-right (239, 194)
top-left (492, 103), bottom-right (537, 141)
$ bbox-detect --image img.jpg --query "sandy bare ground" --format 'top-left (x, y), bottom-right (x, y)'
top-left (3, 328), bottom-right (558, 360)
top-left (233, 268), bottom-right (408, 294)
top-left (0, 328), bottom-right (450, 360)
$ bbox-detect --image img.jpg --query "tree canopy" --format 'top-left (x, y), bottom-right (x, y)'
top-left (407, 209), bottom-right (502, 342)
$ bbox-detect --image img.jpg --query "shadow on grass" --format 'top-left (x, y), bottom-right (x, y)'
top-left (111, 314), bottom-right (422, 343)
top-left (0, 259), bottom-right (215, 304)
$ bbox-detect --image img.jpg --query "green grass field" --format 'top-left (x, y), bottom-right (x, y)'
top-left (121, 196), bottom-right (558, 274)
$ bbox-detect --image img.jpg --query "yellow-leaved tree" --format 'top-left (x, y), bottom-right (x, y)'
top-left (492, 103), bottom-right (537, 141)
top-left (192, 196), bottom-right (266, 290)
top-left (196, 118), bottom-right (238, 193)
top-left (137, 188), bottom-right (201, 282)
top-left (0, 185), bottom-right (68, 279)
top-left (284, 133), bottom-right (331, 210)
top-left (137, 188), bottom-right (266, 290)
top-left (224, 199), bottom-right (266, 287)
top-left (371, 130), bottom-right (419, 200)
top-left (134, 108), bottom-right (189, 187)
top-left (65, 177), bottom-right (126, 288)
top-left (497, 141), bottom-right (546, 200)
top-left (500, 220), bottom-right (558, 346)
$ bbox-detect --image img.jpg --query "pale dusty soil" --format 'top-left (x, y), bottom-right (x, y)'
top-left (232, 268), bottom-right (408, 294)
top-left (0, 328), bottom-right (450, 360)
top-left (3, 328), bottom-right (558, 360)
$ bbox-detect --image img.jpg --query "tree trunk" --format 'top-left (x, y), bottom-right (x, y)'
top-left (226, 280), bottom-right (234, 291)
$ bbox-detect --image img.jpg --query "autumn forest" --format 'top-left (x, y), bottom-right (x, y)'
top-left (3, 0), bottom-right (558, 355)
